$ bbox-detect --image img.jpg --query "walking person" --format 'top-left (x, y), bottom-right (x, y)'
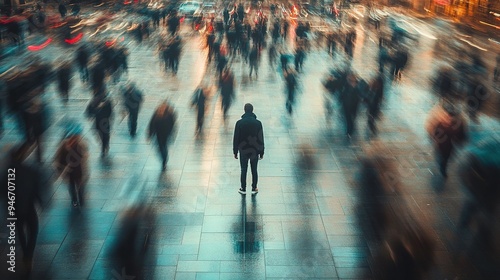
top-left (57, 61), bottom-right (72, 104)
top-left (284, 67), bottom-right (298, 115)
top-left (20, 98), bottom-right (45, 163)
top-left (340, 72), bottom-right (361, 137)
top-left (367, 73), bottom-right (384, 135)
top-left (425, 102), bottom-right (467, 177)
top-left (54, 123), bottom-right (88, 207)
top-left (85, 91), bottom-right (113, 157)
top-left (75, 44), bottom-right (89, 83)
top-left (3, 145), bottom-right (47, 273)
top-left (148, 101), bottom-right (177, 171)
top-left (233, 103), bottom-right (265, 194)
top-left (249, 45), bottom-right (259, 78)
top-left (220, 68), bottom-right (235, 124)
top-left (122, 82), bottom-right (143, 138)
top-left (190, 86), bottom-right (208, 135)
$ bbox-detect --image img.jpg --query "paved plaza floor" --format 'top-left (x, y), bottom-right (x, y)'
top-left (1, 18), bottom-right (500, 280)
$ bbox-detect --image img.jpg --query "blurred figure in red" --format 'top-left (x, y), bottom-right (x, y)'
top-left (54, 122), bottom-right (88, 208)
top-left (425, 102), bottom-right (467, 177)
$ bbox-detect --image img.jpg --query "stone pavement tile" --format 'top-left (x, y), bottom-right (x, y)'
top-left (48, 239), bottom-right (104, 279)
top-left (336, 267), bottom-right (373, 279)
top-left (143, 265), bottom-right (177, 280)
top-left (155, 213), bottom-right (204, 226)
top-left (220, 272), bottom-right (267, 280)
top-left (265, 265), bottom-right (317, 278)
top-left (177, 260), bottom-right (221, 273)
top-left (327, 235), bottom-right (364, 248)
top-left (160, 244), bottom-right (199, 255)
top-left (175, 272), bottom-right (197, 280)
top-left (195, 272), bottom-right (219, 280)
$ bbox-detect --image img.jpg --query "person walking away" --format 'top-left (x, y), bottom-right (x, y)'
top-left (233, 103), bottom-right (265, 194)
top-left (367, 73), bottom-right (384, 135)
top-left (57, 61), bottom-right (72, 104)
top-left (2, 145), bottom-right (48, 273)
top-left (54, 123), bottom-right (88, 207)
top-left (148, 101), bottom-right (177, 171)
top-left (340, 73), bottom-right (361, 137)
top-left (294, 46), bottom-right (305, 72)
top-left (284, 67), bottom-right (298, 115)
top-left (122, 83), bottom-right (143, 137)
top-left (20, 98), bottom-right (45, 163)
top-left (85, 92), bottom-right (113, 157)
top-left (75, 44), bottom-right (89, 83)
top-left (220, 68), bottom-right (235, 124)
top-left (191, 86), bottom-right (208, 134)
top-left (425, 102), bottom-right (467, 177)
top-left (249, 45), bottom-right (259, 78)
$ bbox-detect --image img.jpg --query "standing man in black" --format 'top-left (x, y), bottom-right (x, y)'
top-left (233, 103), bottom-right (264, 195)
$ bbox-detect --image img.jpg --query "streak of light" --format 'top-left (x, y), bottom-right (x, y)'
top-left (0, 66), bottom-right (16, 78)
top-left (400, 19), bottom-right (437, 40)
top-left (489, 38), bottom-right (500, 45)
top-left (65, 33), bottom-right (83, 44)
top-left (479, 21), bottom-right (500, 29)
top-left (458, 38), bottom-right (488, 51)
top-left (27, 38), bottom-right (52, 51)
top-left (71, 27), bottom-right (83, 34)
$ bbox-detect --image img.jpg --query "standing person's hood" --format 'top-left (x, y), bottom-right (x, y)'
top-left (241, 112), bottom-right (257, 119)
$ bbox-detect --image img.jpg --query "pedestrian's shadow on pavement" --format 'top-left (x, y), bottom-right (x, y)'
top-left (431, 173), bottom-right (446, 193)
top-left (100, 156), bottom-right (113, 168)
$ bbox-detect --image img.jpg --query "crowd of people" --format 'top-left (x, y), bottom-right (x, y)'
top-left (0, 1), bottom-right (499, 279)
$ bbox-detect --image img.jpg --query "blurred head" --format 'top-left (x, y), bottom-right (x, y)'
top-left (244, 103), bottom-right (253, 113)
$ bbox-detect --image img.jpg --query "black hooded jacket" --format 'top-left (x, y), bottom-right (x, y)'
top-left (233, 113), bottom-right (264, 156)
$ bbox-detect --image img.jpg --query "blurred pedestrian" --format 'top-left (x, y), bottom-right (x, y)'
top-left (20, 98), bottom-right (45, 163)
top-left (56, 61), bottom-right (72, 104)
top-left (58, 2), bottom-right (67, 18)
top-left (284, 67), bottom-right (298, 115)
top-left (54, 123), bottom-right (88, 207)
top-left (458, 138), bottom-right (500, 245)
top-left (75, 44), bottom-right (89, 83)
top-left (249, 45), bottom-right (259, 78)
top-left (122, 82), bottom-right (143, 138)
top-left (85, 92), bottom-right (113, 157)
top-left (220, 68), bottom-right (235, 124)
top-left (148, 101), bottom-right (177, 171)
top-left (294, 46), bottom-right (305, 72)
top-left (2, 145), bottom-right (47, 272)
top-left (465, 76), bottom-right (487, 123)
top-left (367, 73), bottom-right (384, 135)
top-left (167, 12), bottom-right (180, 36)
top-left (90, 61), bottom-right (106, 95)
top-left (340, 72), bottom-right (361, 136)
top-left (425, 102), bottom-right (467, 177)
top-left (233, 103), bottom-right (265, 195)
top-left (190, 86), bottom-right (208, 134)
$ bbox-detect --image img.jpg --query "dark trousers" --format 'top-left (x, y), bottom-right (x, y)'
top-left (128, 109), bottom-right (139, 136)
top-left (158, 139), bottom-right (168, 168)
top-left (239, 152), bottom-right (259, 189)
top-left (97, 130), bottom-right (110, 154)
top-left (249, 63), bottom-right (258, 77)
top-left (68, 174), bottom-right (84, 206)
top-left (17, 208), bottom-right (39, 261)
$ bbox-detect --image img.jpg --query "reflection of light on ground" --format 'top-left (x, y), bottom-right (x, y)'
top-left (458, 38), bottom-right (488, 51)
top-left (480, 21), bottom-right (500, 29)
